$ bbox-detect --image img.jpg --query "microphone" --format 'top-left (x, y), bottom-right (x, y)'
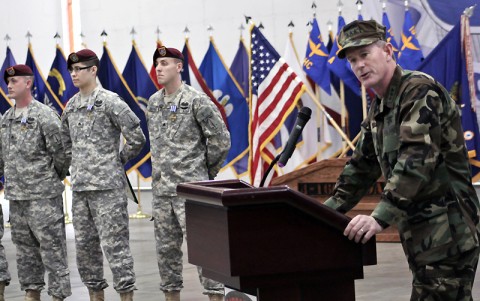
top-left (277, 106), bottom-right (312, 167)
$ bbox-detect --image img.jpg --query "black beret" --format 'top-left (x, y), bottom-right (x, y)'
top-left (67, 49), bottom-right (99, 69)
top-left (153, 46), bottom-right (184, 64)
top-left (4, 64), bottom-right (34, 84)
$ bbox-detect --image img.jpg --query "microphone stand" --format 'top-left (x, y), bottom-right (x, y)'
top-left (259, 152), bottom-right (283, 187)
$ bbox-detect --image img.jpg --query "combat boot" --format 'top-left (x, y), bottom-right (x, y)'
top-left (25, 289), bottom-right (41, 301)
top-left (52, 296), bottom-right (63, 301)
top-left (164, 291), bottom-right (180, 301)
top-left (0, 281), bottom-right (5, 301)
top-left (88, 289), bottom-right (105, 301)
top-left (208, 294), bottom-right (224, 301)
top-left (120, 291), bottom-right (133, 301)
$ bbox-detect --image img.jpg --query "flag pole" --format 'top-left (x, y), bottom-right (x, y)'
top-left (129, 172), bottom-right (151, 219)
top-left (361, 84), bottom-right (367, 119)
top-left (63, 180), bottom-right (72, 224)
top-left (304, 87), bottom-right (355, 150)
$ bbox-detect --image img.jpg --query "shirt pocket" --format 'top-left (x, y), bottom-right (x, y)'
top-left (403, 203), bottom-right (453, 266)
top-left (16, 118), bottom-right (43, 161)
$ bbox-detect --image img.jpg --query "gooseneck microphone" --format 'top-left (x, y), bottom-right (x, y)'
top-left (278, 106), bottom-right (312, 167)
top-left (259, 106), bottom-right (312, 187)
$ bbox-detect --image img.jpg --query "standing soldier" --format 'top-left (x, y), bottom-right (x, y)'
top-left (147, 46), bottom-right (230, 301)
top-left (324, 20), bottom-right (480, 299)
top-left (0, 191), bottom-right (9, 301)
top-left (61, 49), bottom-right (145, 301)
top-left (0, 64), bottom-right (70, 301)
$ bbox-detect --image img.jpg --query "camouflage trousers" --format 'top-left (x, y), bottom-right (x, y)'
top-left (410, 245), bottom-right (479, 300)
top-left (152, 195), bottom-right (224, 295)
top-left (72, 189), bottom-right (136, 293)
top-left (9, 196), bottom-right (71, 298)
top-left (0, 206), bottom-right (10, 285)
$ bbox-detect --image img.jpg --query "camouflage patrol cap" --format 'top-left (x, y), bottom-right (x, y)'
top-left (4, 64), bottom-right (33, 84)
top-left (337, 19), bottom-right (386, 59)
top-left (153, 46), bottom-right (184, 64)
top-left (67, 49), bottom-right (99, 69)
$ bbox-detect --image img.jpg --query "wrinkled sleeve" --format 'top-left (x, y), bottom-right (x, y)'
top-left (0, 115), bottom-right (4, 179)
top-left (43, 110), bottom-right (68, 180)
top-left (324, 119), bottom-right (382, 212)
top-left (110, 98), bottom-right (146, 165)
top-left (194, 97), bottom-right (230, 179)
top-left (60, 108), bottom-right (72, 177)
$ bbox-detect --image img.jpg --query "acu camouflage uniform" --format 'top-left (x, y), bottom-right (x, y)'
top-left (61, 86), bottom-right (145, 293)
top-left (325, 66), bottom-right (480, 300)
top-left (0, 206), bottom-right (9, 286)
top-left (0, 100), bottom-right (71, 298)
top-left (147, 83), bottom-right (230, 295)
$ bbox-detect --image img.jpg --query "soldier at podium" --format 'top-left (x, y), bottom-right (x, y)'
top-left (323, 20), bottom-right (480, 300)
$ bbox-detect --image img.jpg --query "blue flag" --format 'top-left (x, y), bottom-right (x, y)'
top-left (98, 45), bottom-right (151, 177)
top-left (418, 20), bottom-right (480, 180)
top-left (327, 15), bottom-right (361, 96)
top-left (0, 47), bottom-right (15, 114)
top-left (181, 40), bottom-right (229, 127)
top-left (122, 42), bottom-right (157, 179)
top-left (303, 18), bottom-right (331, 95)
top-left (230, 38), bottom-right (250, 99)
top-left (0, 46), bottom-right (17, 93)
top-left (327, 16), bottom-right (364, 140)
top-left (47, 45), bottom-right (78, 106)
top-left (382, 11), bottom-right (399, 59)
top-left (398, 10), bottom-right (424, 70)
top-left (199, 39), bottom-right (249, 176)
top-left (0, 88), bottom-right (12, 115)
top-left (25, 44), bottom-right (64, 114)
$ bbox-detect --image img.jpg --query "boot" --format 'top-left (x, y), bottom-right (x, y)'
top-left (120, 291), bottom-right (133, 301)
top-left (88, 289), bottom-right (105, 301)
top-left (208, 294), bottom-right (224, 301)
top-left (25, 289), bottom-right (41, 301)
top-left (164, 291), bottom-right (180, 301)
top-left (0, 281), bottom-right (5, 301)
top-left (52, 297), bottom-right (63, 301)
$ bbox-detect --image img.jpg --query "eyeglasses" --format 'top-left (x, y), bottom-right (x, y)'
top-left (68, 65), bottom-right (93, 73)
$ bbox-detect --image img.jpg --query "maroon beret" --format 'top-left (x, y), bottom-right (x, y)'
top-left (153, 46), bottom-right (184, 64)
top-left (4, 64), bottom-right (34, 84)
top-left (67, 49), bottom-right (99, 69)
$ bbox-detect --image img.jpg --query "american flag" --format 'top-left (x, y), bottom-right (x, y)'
top-left (249, 25), bottom-right (305, 186)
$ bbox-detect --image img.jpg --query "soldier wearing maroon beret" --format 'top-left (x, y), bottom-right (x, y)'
top-left (61, 49), bottom-right (145, 301)
top-left (3, 64), bottom-right (34, 84)
top-left (1, 63), bottom-right (71, 301)
top-left (152, 46), bottom-right (184, 63)
top-left (147, 46), bottom-right (230, 301)
top-left (66, 49), bottom-right (100, 71)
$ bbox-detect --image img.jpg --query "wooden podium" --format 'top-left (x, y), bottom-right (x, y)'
top-left (177, 179), bottom-right (377, 301)
top-left (271, 158), bottom-right (400, 242)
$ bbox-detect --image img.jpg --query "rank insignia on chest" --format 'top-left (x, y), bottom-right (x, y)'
top-left (87, 104), bottom-right (94, 118)
top-left (170, 114), bottom-right (177, 122)
top-left (21, 117), bottom-right (28, 129)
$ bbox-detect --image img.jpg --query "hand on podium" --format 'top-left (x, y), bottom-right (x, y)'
top-left (344, 215), bottom-right (384, 244)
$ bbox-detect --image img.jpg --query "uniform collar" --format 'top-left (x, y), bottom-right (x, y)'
top-left (7, 99), bottom-right (37, 120)
top-left (379, 65), bottom-right (403, 110)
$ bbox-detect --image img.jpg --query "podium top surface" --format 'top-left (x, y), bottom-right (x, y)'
top-left (177, 179), bottom-right (350, 232)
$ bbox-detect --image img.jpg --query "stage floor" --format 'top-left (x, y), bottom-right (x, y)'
top-left (1, 216), bottom-right (479, 300)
